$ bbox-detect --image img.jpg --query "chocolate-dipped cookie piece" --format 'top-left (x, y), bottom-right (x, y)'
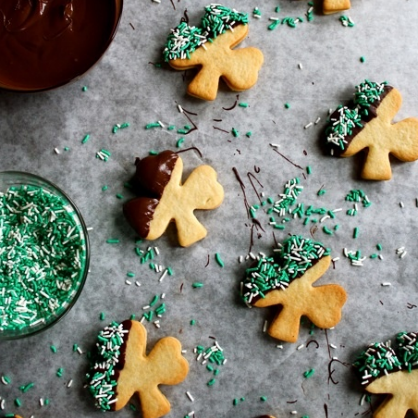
top-left (123, 151), bottom-right (224, 247)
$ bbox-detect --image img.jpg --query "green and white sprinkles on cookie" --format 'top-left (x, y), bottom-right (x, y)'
top-left (0, 185), bottom-right (87, 332)
top-left (325, 80), bottom-right (389, 154)
top-left (86, 321), bottom-right (129, 410)
top-left (241, 235), bottom-right (330, 304)
top-left (163, 4), bottom-right (248, 62)
top-left (396, 332), bottom-right (418, 372)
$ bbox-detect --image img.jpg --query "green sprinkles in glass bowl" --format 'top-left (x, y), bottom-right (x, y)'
top-left (163, 4), bottom-right (248, 62)
top-left (241, 235), bottom-right (330, 305)
top-left (0, 172), bottom-right (89, 339)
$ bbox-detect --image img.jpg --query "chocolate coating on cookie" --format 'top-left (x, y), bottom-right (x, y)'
top-left (132, 151), bottom-right (179, 197)
top-left (123, 198), bottom-right (159, 239)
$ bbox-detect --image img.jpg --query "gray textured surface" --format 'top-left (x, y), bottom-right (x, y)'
top-left (1, 1), bottom-right (418, 417)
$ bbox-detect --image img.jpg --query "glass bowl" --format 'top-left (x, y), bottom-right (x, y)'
top-left (0, 0), bottom-right (123, 92)
top-left (0, 171), bottom-right (90, 339)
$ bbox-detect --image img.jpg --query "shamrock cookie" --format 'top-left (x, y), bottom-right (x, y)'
top-left (241, 235), bottom-right (347, 343)
top-left (325, 80), bottom-right (418, 180)
top-left (163, 4), bottom-right (264, 101)
top-left (323, 0), bottom-right (351, 14)
top-left (123, 150), bottom-right (224, 247)
top-left (353, 332), bottom-right (418, 418)
top-left (86, 320), bottom-right (189, 418)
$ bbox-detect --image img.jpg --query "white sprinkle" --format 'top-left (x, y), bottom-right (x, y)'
top-left (290, 411), bottom-right (298, 415)
top-left (40, 398), bottom-right (44, 406)
top-left (253, 14), bottom-right (261, 18)
top-left (269, 17), bottom-right (279, 21)
top-left (332, 257), bottom-right (340, 262)
top-left (154, 246), bottom-right (160, 255)
top-left (77, 346), bottom-right (83, 355)
top-left (152, 0), bottom-right (161, 3)
top-left (304, 122), bottom-right (313, 129)
top-left (188, 412), bottom-right (195, 417)
top-left (276, 345), bottom-right (283, 349)
top-left (262, 320), bottom-right (268, 333)
top-left (142, 305), bottom-right (150, 310)
top-left (186, 391), bottom-right (194, 402)
top-left (360, 393), bottom-right (367, 406)
top-left (154, 322), bottom-right (161, 329)
top-left (297, 344), bottom-right (304, 350)
top-left (298, 63), bottom-right (303, 69)
top-left (1, 376), bottom-right (9, 385)
top-left (159, 268), bottom-right (168, 282)
top-left (181, 349), bottom-right (187, 354)
top-left (135, 281), bottom-right (141, 287)
top-left (125, 280), bottom-right (132, 285)
top-left (330, 344), bottom-right (337, 349)
top-left (315, 117), bottom-right (321, 124)
top-left (400, 251), bottom-right (407, 259)
top-left (0, 399), bottom-right (4, 409)
top-left (269, 143), bottom-right (280, 148)
top-left (381, 282), bottom-right (392, 287)
top-left (86, 227), bottom-right (93, 231)
top-left (67, 379), bottom-right (73, 388)
top-left (379, 254), bottom-right (384, 260)
top-left (400, 201), bottom-right (404, 208)
top-left (54, 147), bottom-right (61, 154)
top-left (161, 293), bottom-right (166, 299)
top-left (177, 104), bottom-right (184, 113)
top-left (157, 121), bottom-right (164, 128)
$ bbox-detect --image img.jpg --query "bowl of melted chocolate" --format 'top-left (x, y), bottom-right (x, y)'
top-left (0, 0), bottom-right (123, 92)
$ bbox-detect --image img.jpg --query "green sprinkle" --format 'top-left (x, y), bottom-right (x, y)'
top-left (303, 369), bottom-right (315, 378)
top-left (56, 367), bottom-right (64, 377)
top-left (190, 319), bottom-right (196, 325)
top-left (334, 224), bottom-right (340, 231)
top-left (353, 227), bottom-right (359, 239)
top-left (15, 398), bottom-right (22, 407)
top-left (233, 398), bottom-right (239, 406)
top-left (167, 267), bottom-right (174, 276)
top-left (20, 382), bottom-right (35, 393)
top-left (306, 166), bottom-right (312, 175)
top-left (4, 414), bottom-right (14, 418)
top-left (129, 404), bottom-right (137, 411)
top-left (206, 364), bottom-right (214, 372)
top-left (360, 56), bottom-right (366, 63)
top-left (73, 344), bottom-right (78, 352)
top-left (245, 131), bottom-right (252, 138)
top-left (130, 314), bottom-right (136, 320)
top-left (231, 127), bottom-right (239, 137)
top-left (213, 369), bottom-right (220, 376)
top-left (145, 122), bottom-right (162, 129)
top-left (106, 239), bottom-right (120, 244)
top-left (215, 253), bottom-right (225, 267)
top-left (192, 282), bottom-right (204, 288)
top-left (149, 295), bottom-right (159, 307)
top-left (116, 194), bottom-right (124, 199)
top-left (81, 134), bottom-right (90, 144)
top-left (260, 396), bottom-right (267, 402)
top-left (207, 378), bottom-right (216, 386)
top-left (238, 102), bottom-right (248, 108)
top-left (177, 129), bottom-right (188, 134)
top-left (240, 397), bottom-right (245, 401)
top-left (149, 150), bottom-right (159, 155)
top-left (176, 137), bottom-right (185, 148)
top-left (44, 398), bottom-right (50, 405)
top-left (102, 185), bottom-right (108, 191)
top-left (377, 244), bottom-right (383, 251)
top-left (167, 125), bottom-right (175, 131)
top-left (82, 86), bottom-right (88, 92)
top-left (284, 103), bottom-right (290, 109)
top-left (317, 189), bottom-right (326, 196)
top-left (370, 254), bottom-right (378, 259)
top-left (64, 146), bottom-right (70, 151)
top-left (127, 272), bottom-right (135, 278)
top-left (50, 345), bottom-right (57, 353)
top-left (99, 312), bottom-right (106, 321)
top-left (323, 226), bottom-right (333, 235)
top-left (275, 6), bottom-right (280, 12)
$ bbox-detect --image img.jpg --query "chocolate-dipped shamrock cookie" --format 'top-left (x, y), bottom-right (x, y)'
top-left (241, 235), bottom-right (347, 343)
top-left (325, 80), bottom-right (418, 180)
top-left (86, 320), bottom-right (189, 418)
top-left (163, 4), bottom-right (264, 101)
top-left (123, 150), bottom-right (224, 247)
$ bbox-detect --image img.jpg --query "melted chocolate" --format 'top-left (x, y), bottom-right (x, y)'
top-left (0, 0), bottom-right (120, 91)
top-left (124, 151), bottom-right (178, 238)
top-left (123, 197), bottom-right (159, 239)
top-left (132, 151), bottom-right (178, 198)
top-left (327, 85), bottom-right (393, 157)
